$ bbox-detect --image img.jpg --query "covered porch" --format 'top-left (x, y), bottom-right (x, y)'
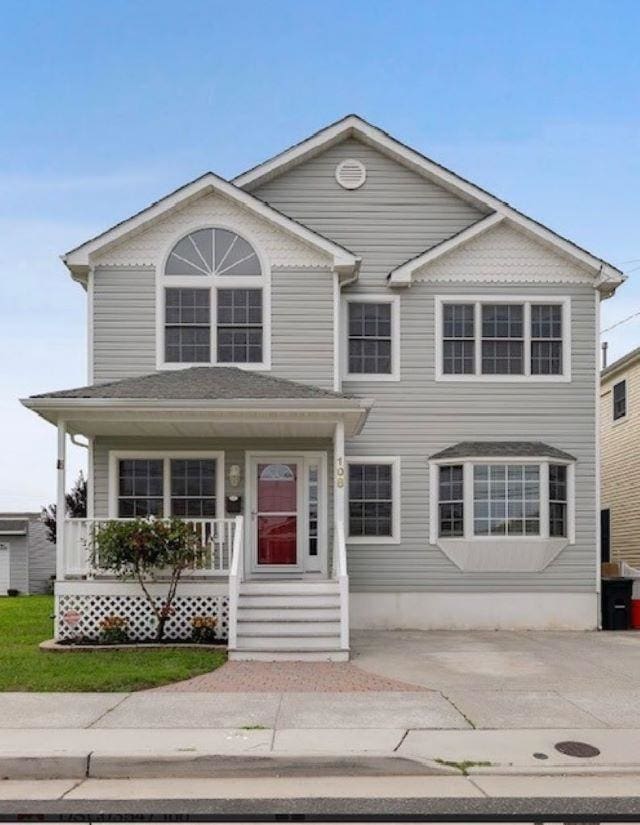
top-left (22, 367), bottom-right (371, 658)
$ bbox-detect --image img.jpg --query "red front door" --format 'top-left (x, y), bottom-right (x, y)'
top-left (256, 461), bottom-right (299, 566)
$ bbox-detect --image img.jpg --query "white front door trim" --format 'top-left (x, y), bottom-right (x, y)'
top-left (245, 451), bottom-right (328, 577)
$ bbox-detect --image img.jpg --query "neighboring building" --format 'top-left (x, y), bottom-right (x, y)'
top-left (600, 347), bottom-right (640, 567)
top-left (22, 115), bottom-right (624, 658)
top-left (0, 513), bottom-right (55, 595)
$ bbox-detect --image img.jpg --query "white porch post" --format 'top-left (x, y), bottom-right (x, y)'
top-left (56, 419), bottom-right (67, 582)
top-left (333, 420), bottom-right (345, 576)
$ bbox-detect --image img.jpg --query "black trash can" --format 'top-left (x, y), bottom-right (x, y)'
top-left (601, 577), bottom-right (633, 630)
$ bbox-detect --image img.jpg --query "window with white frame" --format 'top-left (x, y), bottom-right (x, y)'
top-left (344, 296), bottom-right (399, 379)
top-left (346, 457), bottom-right (400, 542)
top-left (437, 298), bottom-right (569, 379)
top-left (433, 459), bottom-right (573, 540)
top-left (113, 454), bottom-right (222, 519)
top-left (161, 228), bottom-right (267, 367)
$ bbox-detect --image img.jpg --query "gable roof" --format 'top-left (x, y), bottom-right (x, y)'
top-left (28, 366), bottom-right (352, 402)
top-left (63, 172), bottom-right (359, 283)
top-left (601, 346), bottom-right (640, 381)
top-left (233, 114), bottom-right (624, 295)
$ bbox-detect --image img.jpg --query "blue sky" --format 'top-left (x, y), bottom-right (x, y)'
top-left (1, 0), bottom-right (639, 509)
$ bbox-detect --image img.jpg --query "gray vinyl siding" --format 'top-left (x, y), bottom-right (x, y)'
top-left (252, 138), bottom-right (597, 593)
top-left (271, 268), bottom-right (334, 389)
top-left (93, 266), bottom-right (156, 383)
top-left (92, 266), bottom-right (335, 389)
top-left (8, 536), bottom-right (28, 593)
top-left (251, 137), bottom-right (488, 291)
top-left (91, 436), bottom-right (334, 567)
top-left (343, 282), bottom-right (596, 592)
top-left (27, 521), bottom-right (56, 593)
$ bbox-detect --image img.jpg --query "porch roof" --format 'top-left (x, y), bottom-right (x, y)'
top-left (22, 367), bottom-right (373, 439)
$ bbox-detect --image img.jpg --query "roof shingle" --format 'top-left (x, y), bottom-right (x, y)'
top-left (430, 441), bottom-right (575, 461)
top-left (30, 366), bottom-right (353, 402)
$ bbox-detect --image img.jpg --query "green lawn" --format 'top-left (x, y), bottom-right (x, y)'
top-left (0, 595), bottom-right (226, 692)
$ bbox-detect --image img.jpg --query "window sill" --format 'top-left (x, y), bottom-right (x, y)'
top-left (435, 537), bottom-right (570, 572)
top-left (344, 373), bottom-right (401, 382)
top-left (158, 361), bottom-right (271, 371)
top-left (435, 374), bottom-right (571, 383)
top-left (347, 535), bottom-right (401, 545)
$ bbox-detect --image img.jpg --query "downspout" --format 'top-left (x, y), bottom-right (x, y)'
top-left (333, 259), bottom-right (361, 393)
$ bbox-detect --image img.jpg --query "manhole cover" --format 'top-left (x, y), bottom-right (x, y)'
top-left (554, 740), bottom-right (601, 758)
top-left (533, 752), bottom-right (548, 760)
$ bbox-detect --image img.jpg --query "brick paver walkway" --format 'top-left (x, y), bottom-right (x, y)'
top-left (154, 661), bottom-right (426, 692)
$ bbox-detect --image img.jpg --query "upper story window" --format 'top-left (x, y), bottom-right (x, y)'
top-left (613, 380), bottom-right (627, 421)
top-left (344, 295), bottom-right (400, 381)
top-left (160, 228), bottom-right (269, 369)
top-left (436, 297), bottom-right (570, 381)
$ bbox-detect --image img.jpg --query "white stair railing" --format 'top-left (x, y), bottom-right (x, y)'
top-left (335, 520), bottom-right (349, 651)
top-left (227, 515), bottom-right (244, 650)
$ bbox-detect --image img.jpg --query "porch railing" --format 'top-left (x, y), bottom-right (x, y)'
top-left (62, 517), bottom-right (238, 578)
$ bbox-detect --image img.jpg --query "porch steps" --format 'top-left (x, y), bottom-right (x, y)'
top-left (229, 581), bottom-right (348, 662)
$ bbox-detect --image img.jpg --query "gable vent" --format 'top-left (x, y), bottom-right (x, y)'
top-left (335, 158), bottom-right (366, 190)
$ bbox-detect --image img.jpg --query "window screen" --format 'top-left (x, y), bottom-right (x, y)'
top-left (481, 305), bottom-right (524, 375)
top-left (170, 459), bottom-right (217, 518)
top-left (217, 288), bottom-right (263, 363)
top-left (165, 288), bottom-right (210, 363)
top-left (348, 302), bottom-right (392, 374)
top-left (348, 463), bottom-right (393, 537)
top-left (442, 304), bottom-right (475, 375)
top-left (118, 459), bottom-right (164, 518)
top-left (531, 304), bottom-right (563, 375)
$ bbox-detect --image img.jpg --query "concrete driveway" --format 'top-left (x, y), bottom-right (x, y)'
top-left (351, 629), bottom-right (640, 729)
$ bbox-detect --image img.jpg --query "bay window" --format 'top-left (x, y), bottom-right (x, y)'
top-left (432, 459), bottom-right (574, 541)
top-left (437, 297), bottom-right (569, 380)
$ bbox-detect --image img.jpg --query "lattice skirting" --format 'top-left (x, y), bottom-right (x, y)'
top-left (56, 593), bottom-right (229, 642)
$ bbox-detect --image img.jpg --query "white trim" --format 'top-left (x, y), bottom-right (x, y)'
top-left (86, 269), bottom-right (94, 384)
top-left (595, 290), bottom-right (602, 615)
top-left (390, 213), bottom-right (505, 285)
top-left (434, 295), bottom-right (572, 382)
top-left (232, 115), bottom-right (623, 293)
top-left (107, 450), bottom-right (225, 520)
top-left (428, 455), bottom-right (576, 546)
top-left (156, 223), bottom-right (272, 372)
top-left (342, 293), bottom-right (400, 382)
top-left (333, 273), bottom-right (341, 392)
top-left (63, 173), bottom-right (358, 276)
top-left (245, 451), bottom-right (329, 577)
top-left (345, 455), bottom-right (401, 545)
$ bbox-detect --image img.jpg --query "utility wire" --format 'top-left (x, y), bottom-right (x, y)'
top-left (602, 309), bottom-right (640, 333)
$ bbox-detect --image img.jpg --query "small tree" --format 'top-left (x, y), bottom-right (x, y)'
top-left (42, 471), bottom-right (87, 543)
top-left (90, 518), bottom-right (205, 642)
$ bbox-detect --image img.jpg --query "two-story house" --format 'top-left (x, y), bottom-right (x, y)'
top-left (23, 115), bottom-right (624, 660)
top-left (600, 346), bottom-right (640, 567)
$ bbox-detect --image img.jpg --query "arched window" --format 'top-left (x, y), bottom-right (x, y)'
top-left (161, 228), bottom-right (267, 367)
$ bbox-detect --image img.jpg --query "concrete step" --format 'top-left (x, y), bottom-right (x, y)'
top-left (240, 582), bottom-right (339, 596)
top-left (238, 595), bottom-right (340, 609)
top-left (235, 634), bottom-right (341, 650)
top-left (237, 607), bottom-right (342, 621)
top-left (229, 649), bottom-right (349, 662)
top-left (237, 621), bottom-right (341, 635)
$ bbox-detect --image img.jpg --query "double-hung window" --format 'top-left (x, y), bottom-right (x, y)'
top-left (113, 453), bottom-right (223, 520)
top-left (613, 380), bottom-right (627, 421)
top-left (345, 296), bottom-right (399, 380)
top-left (161, 227), bottom-right (267, 368)
top-left (437, 297), bottom-right (569, 380)
top-left (346, 457), bottom-right (400, 542)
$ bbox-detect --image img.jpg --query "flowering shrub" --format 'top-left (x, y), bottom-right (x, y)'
top-left (98, 614), bottom-right (129, 645)
top-left (91, 518), bottom-right (205, 641)
top-left (191, 615), bottom-right (217, 644)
